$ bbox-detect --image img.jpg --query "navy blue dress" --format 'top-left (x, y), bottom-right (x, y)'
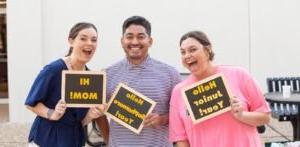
top-left (25, 59), bottom-right (88, 147)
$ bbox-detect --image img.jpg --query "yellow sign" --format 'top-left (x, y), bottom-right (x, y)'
top-left (181, 73), bottom-right (232, 124)
top-left (61, 70), bottom-right (106, 107)
top-left (105, 83), bottom-right (156, 134)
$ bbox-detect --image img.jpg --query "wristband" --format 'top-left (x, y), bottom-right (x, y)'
top-left (47, 109), bottom-right (54, 119)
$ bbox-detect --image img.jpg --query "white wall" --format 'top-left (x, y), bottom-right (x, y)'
top-left (250, 0), bottom-right (300, 89)
top-left (41, 0), bottom-right (249, 71)
top-left (7, 0), bottom-right (300, 123)
top-left (7, 0), bottom-right (43, 122)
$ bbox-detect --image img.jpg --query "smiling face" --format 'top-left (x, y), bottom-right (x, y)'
top-left (68, 27), bottom-right (98, 64)
top-left (121, 24), bottom-right (152, 65)
top-left (180, 37), bottom-right (212, 79)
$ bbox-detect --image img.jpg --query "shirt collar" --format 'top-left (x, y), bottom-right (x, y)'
top-left (126, 55), bottom-right (151, 70)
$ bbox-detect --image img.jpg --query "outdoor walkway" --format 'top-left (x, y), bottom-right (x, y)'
top-left (0, 104), bottom-right (294, 147)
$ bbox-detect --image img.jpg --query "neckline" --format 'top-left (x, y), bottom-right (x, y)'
top-left (191, 65), bottom-right (220, 81)
top-left (62, 57), bottom-right (86, 71)
top-left (126, 55), bottom-right (151, 70)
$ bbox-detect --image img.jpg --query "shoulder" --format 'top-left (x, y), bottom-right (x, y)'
top-left (173, 75), bottom-right (194, 91)
top-left (40, 59), bottom-right (65, 75)
top-left (217, 65), bottom-right (252, 81)
top-left (150, 58), bottom-right (179, 73)
top-left (106, 59), bottom-right (126, 70)
top-left (218, 65), bottom-right (250, 75)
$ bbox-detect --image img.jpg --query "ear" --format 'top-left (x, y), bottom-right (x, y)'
top-left (120, 37), bottom-right (125, 48)
top-left (68, 38), bottom-right (74, 46)
top-left (205, 45), bottom-right (213, 59)
top-left (148, 37), bottom-right (153, 47)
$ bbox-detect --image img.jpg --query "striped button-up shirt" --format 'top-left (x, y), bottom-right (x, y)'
top-left (106, 56), bottom-right (181, 147)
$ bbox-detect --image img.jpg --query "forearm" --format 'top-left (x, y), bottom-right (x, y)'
top-left (175, 141), bottom-right (190, 147)
top-left (26, 102), bottom-right (50, 119)
top-left (237, 111), bottom-right (271, 126)
top-left (159, 114), bottom-right (169, 125)
top-left (81, 114), bottom-right (94, 126)
top-left (82, 105), bottom-right (106, 126)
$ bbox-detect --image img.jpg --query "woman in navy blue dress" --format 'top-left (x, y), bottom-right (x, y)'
top-left (25, 22), bottom-right (105, 147)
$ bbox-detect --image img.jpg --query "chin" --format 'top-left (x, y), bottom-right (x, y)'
top-left (129, 56), bottom-right (143, 60)
top-left (81, 58), bottom-right (92, 63)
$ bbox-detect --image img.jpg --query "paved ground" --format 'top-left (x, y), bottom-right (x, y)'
top-left (0, 104), bottom-right (294, 147)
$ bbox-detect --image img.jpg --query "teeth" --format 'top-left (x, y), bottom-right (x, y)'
top-left (186, 60), bottom-right (195, 64)
top-left (131, 47), bottom-right (140, 50)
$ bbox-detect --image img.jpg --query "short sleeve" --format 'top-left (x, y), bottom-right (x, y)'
top-left (169, 85), bottom-right (188, 142)
top-left (241, 70), bottom-right (270, 113)
top-left (25, 66), bottom-right (53, 106)
top-left (171, 69), bottom-right (182, 89)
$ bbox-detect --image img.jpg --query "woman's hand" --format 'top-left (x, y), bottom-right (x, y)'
top-left (230, 96), bottom-right (271, 126)
top-left (230, 96), bottom-right (244, 120)
top-left (86, 104), bottom-right (106, 119)
top-left (49, 99), bottom-right (67, 121)
top-left (82, 104), bottom-right (107, 126)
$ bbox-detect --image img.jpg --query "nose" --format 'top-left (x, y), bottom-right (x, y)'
top-left (183, 51), bottom-right (192, 59)
top-left (88, 40), bottom-right (93, 45)
top-left (131, 37), bottom-right (139, 44)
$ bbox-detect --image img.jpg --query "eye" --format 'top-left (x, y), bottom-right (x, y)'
top-left (138, 35), bottom-right (145, 40)
top-left (189, 47), bottom-right (197, 53)
top-left (91, 38), bottom-right (97, 42)
top-left (126, 35), bottom-right (133, 40)
top-left (80, 37), bottom-right (87, 41)
top-left (180, 50), bottom-right (186, 55)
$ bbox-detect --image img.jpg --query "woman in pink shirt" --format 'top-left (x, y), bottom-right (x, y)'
top-left (169, 31), bottom-right (271, 147)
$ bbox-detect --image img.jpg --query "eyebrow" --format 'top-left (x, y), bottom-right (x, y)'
top-left (125, 33), bottom-right (146, 36)
top-left (78, 34), bottom-right (97, 38)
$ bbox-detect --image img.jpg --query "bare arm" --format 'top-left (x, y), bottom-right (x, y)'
top-left (26, 102), bottom-right (49, 119)
top-left (231, 97), bottom-right (271, 126)
top-left (234, 111), bottom-right (270, 126)
top-left (175, 141), bottom-right (190, 147)
top-left (26, 100), bottom-right (66, 120)
top-left (81, 105), bottom-right (105, 126)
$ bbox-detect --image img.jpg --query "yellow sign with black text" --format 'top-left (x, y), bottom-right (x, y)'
top-left (181, 73), bottom-right (232, 124)
top-left (61, 70), bottom-right (106, 107)
top-left (105, 83), bottom-right (156, 134)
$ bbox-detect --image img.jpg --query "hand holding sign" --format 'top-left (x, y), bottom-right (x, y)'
top-left (105, 83), bottom-right (156, 134)
top-left (61, 70), bottom-right (106, 107)
top-left (144, 113), bottom-right (168, 128)
top-left (230, 96), bottom-right (244, 119)
top-left (49, 99), bottom-right (66, 121)
top-left (181, 73), bottom-right (232, 124)
top-left (86, 104), bottom-right (106, 119)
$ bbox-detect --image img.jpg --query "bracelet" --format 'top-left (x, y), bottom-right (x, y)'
top-left (47, 109), bottom-right (54, 119)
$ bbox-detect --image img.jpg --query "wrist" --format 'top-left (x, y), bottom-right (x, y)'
top-left (47, 109), bottom-right (54, 120)
top-left (160, 114), bottom-right (169, 125)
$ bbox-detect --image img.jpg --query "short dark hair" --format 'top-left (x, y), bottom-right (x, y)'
top-left (122, 16), bottom-right (151, 36)
top-left (180, 31), bottom-right (215, 61)
top-left (66, 22), bottom-right (98, 56)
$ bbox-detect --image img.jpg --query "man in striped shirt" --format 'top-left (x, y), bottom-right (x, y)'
top-left (96, 16), bottom-right (181, 147)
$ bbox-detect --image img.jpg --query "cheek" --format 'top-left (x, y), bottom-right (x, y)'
top-left (181, 57), bottom-right (188, 66)
top-left (122, 41), bottom-right (129, 48)
top-left (203, 50), bottom-right (211, 60)
top-left (180, 56), bottom-right (185, 62)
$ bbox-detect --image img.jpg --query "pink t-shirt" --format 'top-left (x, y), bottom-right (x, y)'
top-left (169, 65), bottom-right (270, 147)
